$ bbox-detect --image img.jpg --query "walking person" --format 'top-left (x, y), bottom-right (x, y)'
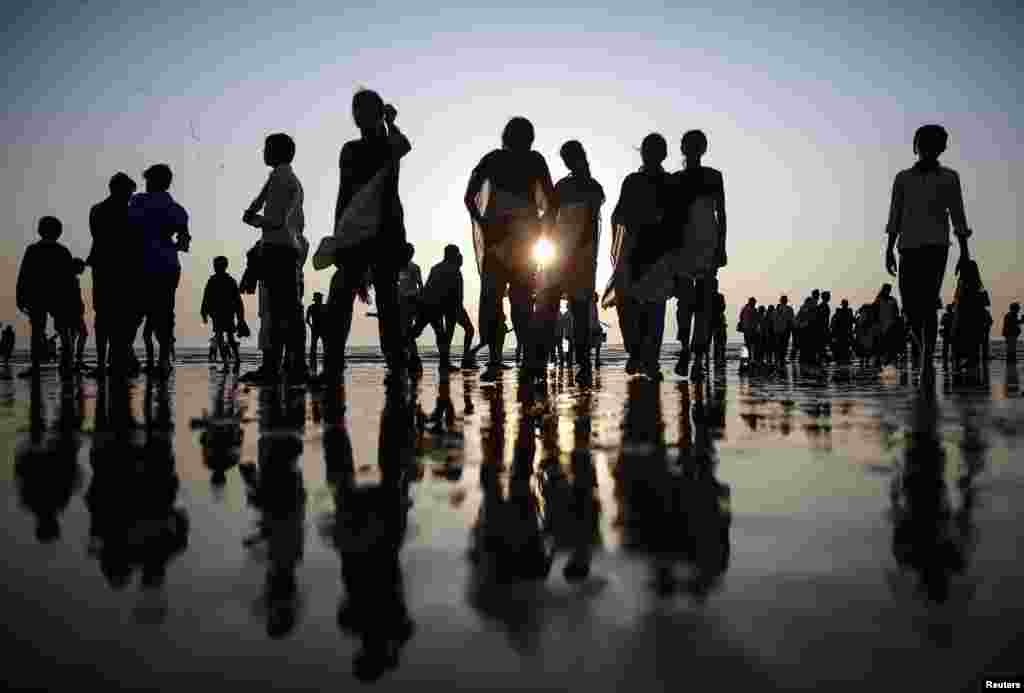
top-left (604, 134), bottom-right (676, 379)
top-left (830, 299), bottom-right (855, 364)
top-left (88, 171), bottom-right (137, 376)
top-left (408, 245), bottom-right (466, 376)
top-left (772, 295), bottom-right (795, 365)
top-left (201, 256), bottom-right (246, 370)
top-left (885, 124), bottom-right (972, 377)
top-left (465, 116), bottom-right (557, 382)
top-left (398, 243), bottom-right (424, 374)
top-left (539, 140), bottom-right (605, 384)
top-left (242, 133), bottom-right (305, 383)
top-left (1, 326), bottom-right (15, 365)
top-left (306, 292), bottom-right (327, 374)
top-left (1003, 303), bottom-right (1022, 363)
top-left (671, 130), bottom-right (727, 382)
top-left (130, 163), bottom-right (191, 377)
top-left (738, 298), bottom-right (758, 361)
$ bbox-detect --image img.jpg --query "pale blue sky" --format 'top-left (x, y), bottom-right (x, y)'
top-left (3, 1), bottom-right (1021, 346)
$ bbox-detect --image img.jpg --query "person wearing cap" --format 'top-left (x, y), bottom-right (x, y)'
top-left (128, 163), bottom-right (190, 377)
top-left (88, 171), bottom-right (137, 376)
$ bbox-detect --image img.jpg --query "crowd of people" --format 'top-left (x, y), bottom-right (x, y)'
top-left (8, 107), bottom-right (1020, 385)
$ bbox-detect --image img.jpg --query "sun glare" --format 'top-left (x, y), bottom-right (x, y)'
top-left (533, 236), bottom-right (556, 268)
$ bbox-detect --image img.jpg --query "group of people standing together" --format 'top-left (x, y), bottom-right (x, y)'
top-left (10, 103), bottom-right (1018, 384)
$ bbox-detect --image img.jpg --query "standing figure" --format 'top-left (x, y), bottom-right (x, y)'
top-left (538, 140), bottom-right (605, 384)
top-left (15, 216), bottom-right (76, 378)
top-left (671, 130), bottom-right (727, 382)
top-left (885, 124), bottom-right (972, 376)
top-left (949, 260), bottom-right (989, 371)
top-left (604, 133), bottom-right (676, 380)
top-left (398, 243), bottom-right (424, 373)
top-left (874, 284), bottom-right (902, 365)
top-left (591, 292), bottom-right (605, 368)
top-left (737, 298), bottom-right (758, 361)
top-left (306, 292), bottom-right (327, 374)
top-left (88, 171), bottom-right (137, 376)
top-left (327, 92), bottom-right (412, 383)
top-left (201, 256), bottom-right (246, 369)
top-left (772, 295), bottom-right (795, 365)
top-left (242, 133), bottom-right (305, 383)
top-left (1003, 303), bottom-right (1022, 363)
top-left (1, 325), bottom-right (15, 364)
top-left (830, 299), bottom-right (855, 363)
top-left (70, 258), bottom-right (89, 370)
top-left (465, 117), bottom-right (557, 382)
top-left (409, 245), bottom-right (466, 376)
top-left (711, 291), bottom-right (728, 365)
top-left (129, 164), bottom-right (191, 377)
top-left (817, 291), bottom-right (832, 363)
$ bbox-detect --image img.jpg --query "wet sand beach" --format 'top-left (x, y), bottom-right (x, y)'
top-left (1, 353), bottom-right (1022, 691)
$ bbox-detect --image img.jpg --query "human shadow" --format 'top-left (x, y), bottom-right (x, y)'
top-left (194, 372), bottom-right (245, 499)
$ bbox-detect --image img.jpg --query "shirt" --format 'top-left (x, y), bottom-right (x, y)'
top-left (473, 149), bottom-right (556, 222)
top-left (257, 164), bottom-right (305, 249)
top-left (88, 196), bottom-right (132, 275)
top-left (337, 133), bottom-right (407, 245)
top-left (886, 164), bottom-right (968, 250)
top-left (129, 191), bottom-right (189, 275)
top-left (201, 273), bottom-right (243, 321)
top-left (419, 260), bottom-right (463, 310)
top-left (16, 239), bottom-right (75, 311)
top-left (398, 262), bottom-right (423, 298)
top-left (772, 304), bottom-right (795, 333)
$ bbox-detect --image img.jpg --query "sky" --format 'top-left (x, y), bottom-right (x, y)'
top-left (2, 0), bottom-right (1022, 348)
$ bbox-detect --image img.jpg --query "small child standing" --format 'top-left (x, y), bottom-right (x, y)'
top-left (15, 217), bottom-right (76, 377)
top-left (1003, 303), bottom-right (1022, 363)
top-left (201, 256), bottom-right (246, 368)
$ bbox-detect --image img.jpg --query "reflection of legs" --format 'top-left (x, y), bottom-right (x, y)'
top-left (478, 257), bottom-right (508, 367)
top-left (570, 294), bottom-right (592, 369)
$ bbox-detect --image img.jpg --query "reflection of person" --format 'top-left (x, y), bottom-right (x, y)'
top-left (325, 383), bottom-right (415, 681)
top-left (15, 378), bottom-right (84, 543)
top-left (885, 124), bottom-right (971, 375)
top-left (465, 117), bottom-right (557, 382)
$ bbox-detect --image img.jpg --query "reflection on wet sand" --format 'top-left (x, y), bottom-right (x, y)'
top-left (1, 360), bottom-right (1023, 689)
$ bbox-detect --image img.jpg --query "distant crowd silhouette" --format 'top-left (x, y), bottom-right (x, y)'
top-left (10, 95), bottom-right (1020, 386)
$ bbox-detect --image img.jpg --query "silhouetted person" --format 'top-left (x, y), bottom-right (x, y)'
top-left (538, 139), bottom-right (604, 384)
top-left (242, 133), bottom-right (305, 383)
top-left (830, 299), bottom-right (855, 363)
top-left (672, 130), bottom-right (727, 382)
top-left (711, 291), bottom-right (727, 365)
top-left (15, 377), bottom-right (84, 543)
top-left (1003, 303), bottom-right (1022, 362)
top-left (327, 91), bottom-right (411, 383)
top-left (606, 133), bottom-right (674, 380)
top-left (397, 242), bottom-right (423, 373)
top-left (885, 124), bottom-right (972, 376)
top-left (69, 257), bottom-right (89, 370)
top-left (465, 116), bottom-right (557, 382)
top-left (772, 295), bottom-right (794, 364)
top-left (129, 163), bottom-right (190, 377)
top-left (409, 244), bottom-right (465, 376)
top-left (738, 297), bottom-right (758, 360)
top-left (88, 171), bottom-right (137, 376)
top-left (1, 325), bottom-right (15, 364)
top-left (16, 216), bottom-right (75, 378)
top-left (950, 259), bottom-right (989, 371)
top-left (816, 290), bottom-right (832, 363)
top-left (591, 292), bottom-right (605, 367)
top-left (201, 256), bottom-right (245, 369)
top-left (874, 284), bottom-right (901, 365)
top-left (306, 291), bottom-right (326, 373)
